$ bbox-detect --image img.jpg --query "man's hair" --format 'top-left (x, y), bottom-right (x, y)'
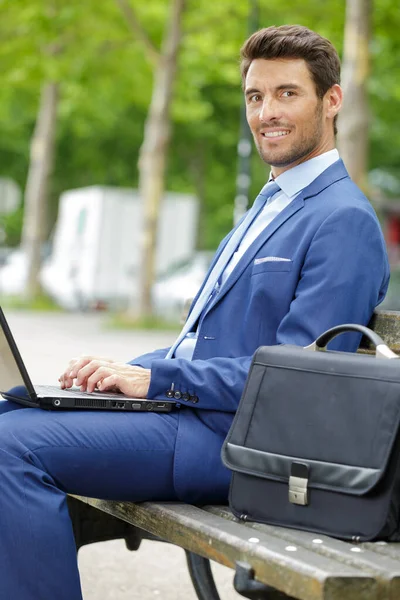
top-left (240, 25), bottom-right (341, 133)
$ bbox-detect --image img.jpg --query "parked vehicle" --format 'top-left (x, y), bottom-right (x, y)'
top-left (152, 252), bottom-right (213, 322)
top-left (0, 186), bottom-right (199, 311)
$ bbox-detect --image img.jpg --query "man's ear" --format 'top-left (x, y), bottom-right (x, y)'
top-left (325, 84), bottom-right (343, 120)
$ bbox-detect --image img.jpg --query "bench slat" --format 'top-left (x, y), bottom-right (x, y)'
top-left (208, 506), bottom-right (400, 599)
top-left (363, 542), bottom-right (400, 561)
top-left (73, 496), bottom-right (380, 600)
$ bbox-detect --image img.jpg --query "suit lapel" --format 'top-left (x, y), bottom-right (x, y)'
top-left (204, 159), bottom-right (350, 314)
top-left (206, 194), bottom-right (305, 310)
top-left (302, 158), bottom-right (349, 200)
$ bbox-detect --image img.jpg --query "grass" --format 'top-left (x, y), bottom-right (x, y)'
top-left (0, 293), bottom-right (63, 312)
top-left (105, 311), bottom-right (181, 332)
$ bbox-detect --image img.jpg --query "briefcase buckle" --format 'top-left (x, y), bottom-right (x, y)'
top-left (289, 463), bottom-right (309, 506)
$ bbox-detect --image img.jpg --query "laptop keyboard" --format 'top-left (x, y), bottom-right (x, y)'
top-left (34, 385), bottom-right (126, 400)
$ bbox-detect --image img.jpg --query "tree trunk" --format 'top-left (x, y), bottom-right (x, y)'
top-left (189, 145), bottom-right (206, 251)
top-left (337, 0), bottom-right (371, 192)
top-left (136, 0), bottom-right (186, 319)
top-left (21, 81), bottom-right (59, 300)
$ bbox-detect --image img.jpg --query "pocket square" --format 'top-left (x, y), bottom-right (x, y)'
top-left (254, 256), bottom-right (291, 265)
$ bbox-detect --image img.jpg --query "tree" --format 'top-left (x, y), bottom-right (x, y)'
top-left (0, 2), bottom-right (63, 300)
top-left (116, 0), bottom-right (186, 319)
top-left (337, 0), bottom-right (371, 191)
top-left (1, 0), bottom-right (400, 313)
top-left (0, 0), bottom-right (144, 299)
top-left (21, 81), bottom-right (59, 299)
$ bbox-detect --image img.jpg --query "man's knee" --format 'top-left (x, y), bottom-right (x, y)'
top-left (0, 399), bottom-right (25, 415)
top-left (0, 408), bottom-right (50, 461)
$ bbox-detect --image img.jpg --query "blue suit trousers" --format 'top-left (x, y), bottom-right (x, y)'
top-left (0, 400), bottom-right (181, 600)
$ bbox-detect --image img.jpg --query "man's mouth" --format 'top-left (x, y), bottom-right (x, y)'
top-left (261, 130), bottom-right (290, 138)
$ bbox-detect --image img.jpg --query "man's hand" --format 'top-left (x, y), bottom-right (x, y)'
top-left (59, 356), bottom-right (151, 398)
top-left (59, 355), bottom-right (115, 390)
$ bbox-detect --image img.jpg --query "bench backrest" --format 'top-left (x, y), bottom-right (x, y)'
top-left (360, 310), bottom-right (400, 354)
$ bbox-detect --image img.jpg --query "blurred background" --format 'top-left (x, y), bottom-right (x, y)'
top-left (0, 2), bottom-right (399, 597)
top-left (0, 0), bottom-right (399, 325)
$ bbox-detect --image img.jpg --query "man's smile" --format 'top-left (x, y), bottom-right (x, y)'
top-left (261, 129), bottom-right (291, 139)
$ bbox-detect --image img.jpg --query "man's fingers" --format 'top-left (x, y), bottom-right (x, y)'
top-left (70, 356), bottom-right (102, 379)
top-left (86, 365), bottom-right (113, 393)
top-left (58, 357), bottom-right (81, 388)
top-left (75, 360), bottom-right (114, 388)
top-left (97, 365), bottom-right (151, 398)
top-left (60, 361), bottom-right (151, 398)
top-left (98, 373), bottom-right (135, 396)
top-left (60, 375), bottom-right (73, 389)
top-left (97, 373), bottom-right (120, 392)
top-left (59, 356), bottom-right (116, 389)
top-left (59, 356), bottom-right (91, 388)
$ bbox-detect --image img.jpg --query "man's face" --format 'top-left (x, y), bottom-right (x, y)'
top-left (245, 58), bottom-right (338, 176)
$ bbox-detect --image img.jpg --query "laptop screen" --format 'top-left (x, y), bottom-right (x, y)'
top-left (0, 309), bottom-right (36, 403)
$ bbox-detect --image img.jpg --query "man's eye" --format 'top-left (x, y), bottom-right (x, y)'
top-left (250, 94), bottom-right (261, 102)
top-left (282, 91), bottom-right (295, 97)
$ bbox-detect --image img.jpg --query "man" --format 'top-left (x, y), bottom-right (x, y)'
top-left (0, 25), bottom-right (389, 599)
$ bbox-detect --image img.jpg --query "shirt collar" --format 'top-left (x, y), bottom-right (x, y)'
top-left (269, 149), bottom-right (340, 199)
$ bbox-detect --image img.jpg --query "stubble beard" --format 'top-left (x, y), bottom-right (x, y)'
top-left (256, 102), bottom-right (324, 168)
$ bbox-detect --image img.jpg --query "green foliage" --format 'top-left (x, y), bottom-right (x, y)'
top-left (0, 293), bottom-right (62, 311)
top-left (369, 0), bottom-right (400, 173)
top-left (0, 0), bottom-right (398, 251)
top-left (0, 206), bottom-right (24, 247)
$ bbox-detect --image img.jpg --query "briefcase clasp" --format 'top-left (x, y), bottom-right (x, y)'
top-left (289, 462), bottom-right (309, 506)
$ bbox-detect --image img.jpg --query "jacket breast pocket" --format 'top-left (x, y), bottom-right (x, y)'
top-left (251, 259), bottom-right (293, 275)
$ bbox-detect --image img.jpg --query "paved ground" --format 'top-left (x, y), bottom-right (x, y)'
top-left (4, 310), bottom-right (242, 600)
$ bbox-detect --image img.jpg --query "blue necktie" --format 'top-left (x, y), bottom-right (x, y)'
top-left (165, 180), bottom-right (281, 359)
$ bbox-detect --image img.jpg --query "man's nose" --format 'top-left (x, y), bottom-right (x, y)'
top-left (259, 98), bottom-right (279, 122)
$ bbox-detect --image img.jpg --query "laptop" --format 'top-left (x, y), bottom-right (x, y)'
top-left (0, 307), bottom-right (178, 413)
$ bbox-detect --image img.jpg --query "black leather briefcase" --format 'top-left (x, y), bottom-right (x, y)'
top-left (221, 324), bottom-right (400, 541)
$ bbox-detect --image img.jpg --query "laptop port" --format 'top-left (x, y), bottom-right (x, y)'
top-left (111, 401), bottom-right (125, 409)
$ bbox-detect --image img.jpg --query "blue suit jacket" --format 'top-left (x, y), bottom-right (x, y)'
top-left (131, 160), bottom-right (390, 503)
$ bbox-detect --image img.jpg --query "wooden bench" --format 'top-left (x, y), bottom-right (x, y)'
top-left (68, 309), bottom-right (400, 600)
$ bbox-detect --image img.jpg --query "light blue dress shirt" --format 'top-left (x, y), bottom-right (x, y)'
top-left (175, 149), bottom-right (340, 360)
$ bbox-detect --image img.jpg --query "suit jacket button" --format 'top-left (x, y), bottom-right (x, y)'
top-left (182, 392), bottom-right (190, 401)
top-left (174, 391), bottom-right (182, 400)
top-left (166, 390), bottom-right (174, 398)
top-left (190, 395), bottom-right (199, 404)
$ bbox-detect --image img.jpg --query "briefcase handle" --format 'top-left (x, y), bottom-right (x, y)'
top-left (305, 323), bottom-right (399, 360)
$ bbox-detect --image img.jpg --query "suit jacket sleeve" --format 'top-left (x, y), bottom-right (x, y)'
top-left (146, 205), bottom-right (389, 412)
top-left (148, 354), bottom-right (253, 412)
top-left (128, 347), bottom-right (170, 368)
